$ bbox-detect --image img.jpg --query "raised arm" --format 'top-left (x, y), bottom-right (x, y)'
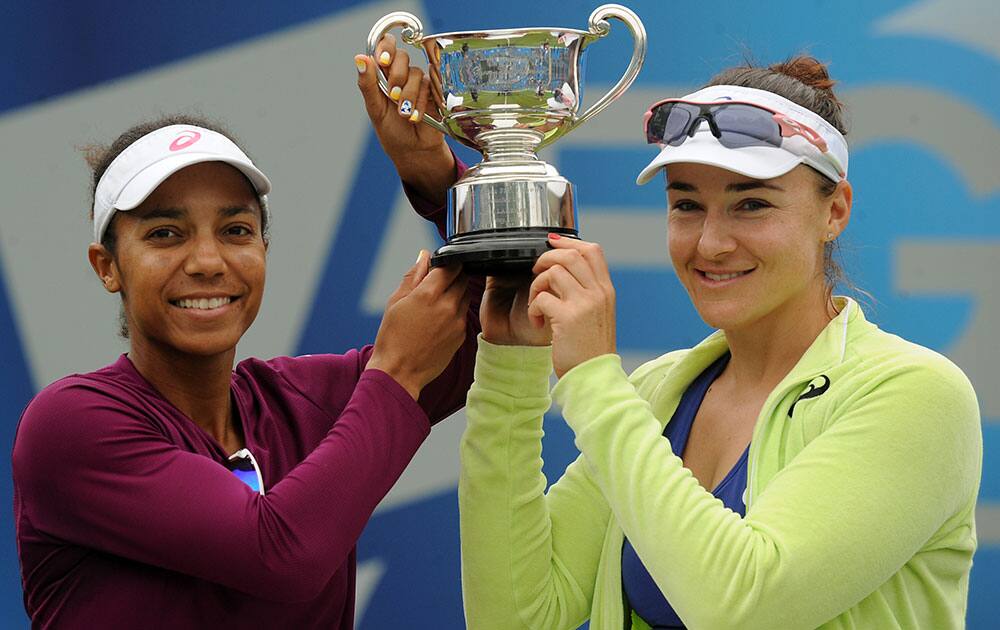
top-left (460, 339), bottom-right (612, 630)
top-left (398, 159), bottom-right (484, 425)
top-left (14, 260), bottom-right (472, 603)
top-left (14, 370), bottom-right (427, 603)
top-left (355, 33), bottom-right (455, 207)
top-left (354, 34), bottom-right (484, 424)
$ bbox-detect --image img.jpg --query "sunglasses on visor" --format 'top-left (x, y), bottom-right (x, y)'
top-left (643, 99), bottom-right (845, 177)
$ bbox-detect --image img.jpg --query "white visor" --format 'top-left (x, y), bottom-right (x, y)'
top-left (92, 124), bottom-right (271, 243)
top-left (635, 85), bottom-right (848, 186)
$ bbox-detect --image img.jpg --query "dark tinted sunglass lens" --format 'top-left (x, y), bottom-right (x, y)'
top-left (232, 466), bottom-right (261, 492)
top-left (646, 107), bottom-right (664, 143)
top-left (228, 456), bottom-right (261, 493)
top-left (647, 103), bottom-right (694, 145)
top-left (663, 104), bottom-right (695, 146)
top-left (713, 104), bottom-right (780, 148)
top-left (646, 105), bottom-right (670, 143)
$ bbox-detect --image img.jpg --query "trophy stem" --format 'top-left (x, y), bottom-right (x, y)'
top-left (479, 129), bottom-right (544, 162)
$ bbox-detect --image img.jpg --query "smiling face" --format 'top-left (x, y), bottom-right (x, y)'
top-left (90, 161), bottom-right (267, 359)
top-left (665, 163), bottom-right (850, 333)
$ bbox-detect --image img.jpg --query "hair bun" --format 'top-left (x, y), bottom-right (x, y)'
top-left (705, 54), bottom-right (847, 135)
top-left (769, 56), bottom-right (836, 92)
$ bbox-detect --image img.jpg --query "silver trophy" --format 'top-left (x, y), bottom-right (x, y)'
top-left (367, 5), bottom-right (646, 273)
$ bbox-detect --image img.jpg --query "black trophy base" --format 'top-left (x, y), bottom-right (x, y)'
top-left (430, 229), bottom-right (577, 275)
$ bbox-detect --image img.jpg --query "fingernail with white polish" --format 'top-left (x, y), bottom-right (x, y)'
top-left (409, 108), bottom-right (420, 123)
top-left (399, 100), bottom-right (413, 116)
top-left (379, 51), bottom-right (391, 66)
top-left (355, 58), bottom-right (366, 74)
top-left (389, 86), bottom-right (401, 101)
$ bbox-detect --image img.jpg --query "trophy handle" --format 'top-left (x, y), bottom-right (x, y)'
top-left (571, 4), bottom-right (647, 131)
top-left (366, 12), bottom-right (450, 135)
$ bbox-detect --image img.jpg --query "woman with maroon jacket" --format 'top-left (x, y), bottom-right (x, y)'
top-left (11, 42), bottom-right (494, 628)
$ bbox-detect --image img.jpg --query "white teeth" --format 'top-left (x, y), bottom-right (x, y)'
top-left (176, 297), bottom-right (232, 310)
top-left (705, 271), bottom-right (748, 281)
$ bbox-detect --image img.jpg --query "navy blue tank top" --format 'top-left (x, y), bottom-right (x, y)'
top-left (621, 352), bottom-right (748, 629)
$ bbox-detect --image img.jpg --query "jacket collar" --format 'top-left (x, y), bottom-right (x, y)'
top-left (776, 296), bottom-right (869, 384)
top-left (651, 297), bottom-right (870, 413)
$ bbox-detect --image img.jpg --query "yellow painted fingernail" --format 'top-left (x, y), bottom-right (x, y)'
top-left (389, 86), bottom-right (401, 101)
top-left (409, 108), bottom-right (421, 122)
top-left (379, 51), bottom-right (391, 66)
top-left (355, 57), bottom-right (366, 73)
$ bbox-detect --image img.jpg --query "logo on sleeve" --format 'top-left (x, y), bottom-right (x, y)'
top-left (788, 375), bottom-right (830, 418)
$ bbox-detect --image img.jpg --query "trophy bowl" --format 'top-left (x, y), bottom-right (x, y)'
top-left (367, 5), bottom-right (646, 273)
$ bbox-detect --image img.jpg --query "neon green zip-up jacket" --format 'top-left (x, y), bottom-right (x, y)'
top-left (459, 298), bottom-right (981, 629)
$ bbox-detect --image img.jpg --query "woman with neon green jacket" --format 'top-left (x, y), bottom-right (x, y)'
top-left (458, 57), bottom-right (982, 629)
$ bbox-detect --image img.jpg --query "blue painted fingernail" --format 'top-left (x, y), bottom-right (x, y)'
top-left (399, 100), bottom-right (413, 116)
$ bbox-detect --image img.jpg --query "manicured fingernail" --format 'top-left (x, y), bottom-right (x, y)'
top-left (354, 57), bottom-right (366, 73)
top-left (399, 100), bottom-right (413, 116)
top-left (379, 51), bottom-right (391, 66)
top-left (548, 232), bottom-right (562, 240)
top-left (408, 108), bottom-right (421, 122)
top-left (389, 86), bottom-right (401, 101)
top-left (415, 250), bottom-right (426, 264)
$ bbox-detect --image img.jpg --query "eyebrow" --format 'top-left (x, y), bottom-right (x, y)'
top-left (666, 180), bottom-right (785, 193)
top-left (726, 181), bottom-right (785, 193)
top-left (134, 205), bottom-right (256, 221)
top-left (666, 181), bottom-right (697, 192)
top-left (134, 207), bottom-right (184, 222)
top-left (219, 205), bottom-right (257, 218)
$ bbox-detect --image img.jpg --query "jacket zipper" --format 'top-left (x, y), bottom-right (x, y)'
top-left (745, 377), bottom-right (821, 509)
top-left (747, 300), bottom-right (852, 508)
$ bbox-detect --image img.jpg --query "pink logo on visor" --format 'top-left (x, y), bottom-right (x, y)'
top-left (773, 114), bottom-right (828, 152)
top-left (169, 130), bottom-right (202, 151)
